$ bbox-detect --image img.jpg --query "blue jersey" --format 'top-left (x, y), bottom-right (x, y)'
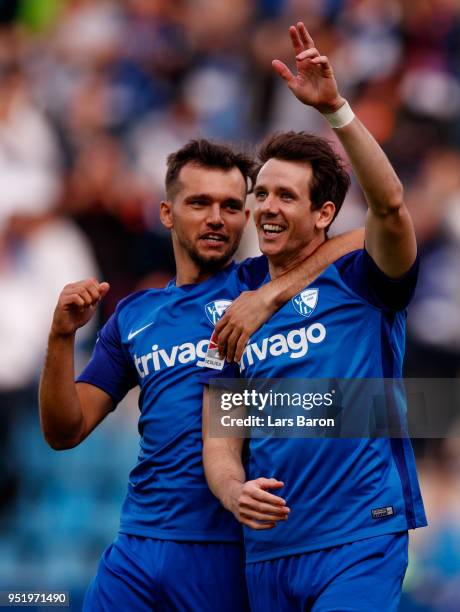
top-left (207, 249), bottom-right (427, 563)
top-left (77, 258), bottom-right (267, 542)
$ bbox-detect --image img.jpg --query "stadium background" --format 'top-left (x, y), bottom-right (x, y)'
top-left (0, 0), bottom-right (459, 610)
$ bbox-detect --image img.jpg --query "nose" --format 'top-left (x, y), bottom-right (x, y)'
top-left (258, 194), bottom-right (279, 216)
top-left (206, 202), bottom-right (224, 227)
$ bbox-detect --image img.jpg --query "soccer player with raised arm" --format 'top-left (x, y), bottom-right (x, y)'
top-left (203, 23), bottom-right (427, 612)
top-left (39, 138), bottom-right (362, 611)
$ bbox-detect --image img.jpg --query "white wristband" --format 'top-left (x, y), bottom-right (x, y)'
top-left (322, 100), bottom-right (355, 129)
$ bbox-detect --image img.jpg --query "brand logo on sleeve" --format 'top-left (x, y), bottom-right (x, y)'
top-left (205, 300), bottom-right (232, 325)
top-left (292, 288), bottom-right (319, 318)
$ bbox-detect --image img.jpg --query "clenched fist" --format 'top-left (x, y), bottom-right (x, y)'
top-left (51, 278), bottom-right (110, 337)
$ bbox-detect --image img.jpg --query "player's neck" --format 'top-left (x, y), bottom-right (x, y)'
top-left (268, 235), bottom-right (326, 280)
top-left (175, 268), bottom-right (213, 286)
top-left (174, 257), bottom-right (231, 286)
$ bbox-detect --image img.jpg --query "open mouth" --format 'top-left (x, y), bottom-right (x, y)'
top-left (260, 223), bottom-right (286, 236)
top-left (200, 233), bottom-right (228, 244)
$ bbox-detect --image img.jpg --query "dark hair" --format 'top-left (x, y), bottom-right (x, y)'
top-left (257, 131), bottom-right (351, 225)
top-left (165, 139), bottom-right (254, 200)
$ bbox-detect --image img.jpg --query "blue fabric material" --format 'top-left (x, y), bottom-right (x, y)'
top-left (204, 249), bottom-right (426, 562)
top-left (246, 532), bottom-right (408, 612)
top-left (76, 257), bottom-right (267, 542)
top-left (83, 535), bottom-right (250, 612)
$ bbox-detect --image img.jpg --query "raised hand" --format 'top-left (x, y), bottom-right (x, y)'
top-left (51, 278), bottom-right (110, 337)
top-left (272, 21), bottom-right (345, 113)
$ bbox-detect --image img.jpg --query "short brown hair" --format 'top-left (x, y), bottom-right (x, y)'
top-left (257, 131), bottom-right (350, 225)
top-left (165, 139), bottom-right (254, 200)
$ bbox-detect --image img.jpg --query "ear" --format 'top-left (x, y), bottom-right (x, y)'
top-left (315, 201), bottom-right (336, 230)
top-left (160, 200), bottom-right (173, 230)
top-left (244, 207), bottom-right (250, 226)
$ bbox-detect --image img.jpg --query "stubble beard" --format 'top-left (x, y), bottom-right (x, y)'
top-left (178, 233), bottom-right (241, 273)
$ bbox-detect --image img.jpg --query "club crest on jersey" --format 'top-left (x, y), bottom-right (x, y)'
top-left (205, 300), bottom-right (232, 325)
top-left (292, 288), bottom-right (319, 318)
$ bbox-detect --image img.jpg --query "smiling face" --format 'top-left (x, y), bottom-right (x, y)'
top-left (160, 162), bottom-right (249, 275)
top-left (253, 158), bottom-right (335, 269)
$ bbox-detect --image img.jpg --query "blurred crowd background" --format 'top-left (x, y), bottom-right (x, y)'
top-left (1, 0), bottom-right (460, 610)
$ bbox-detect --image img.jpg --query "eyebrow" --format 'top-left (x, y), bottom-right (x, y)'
top-left (184, 193), bottom-right (212, 202)
top-left (223, 197), bottom-right (244, 208)
top-left (254, 183), bottom-right (298, 195)
top-left (184, 194), bottom-right (244, 206)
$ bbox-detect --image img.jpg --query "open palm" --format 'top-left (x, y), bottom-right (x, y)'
top-left (273, 22), bottom-right (344, 113)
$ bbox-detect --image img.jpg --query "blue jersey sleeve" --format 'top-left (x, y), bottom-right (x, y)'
top-left (76, 312), bottom-right (137, 407)
top-left (236, 256), bottom-right (269, 291)
top-left (334, 249), bottom-right (419, 311)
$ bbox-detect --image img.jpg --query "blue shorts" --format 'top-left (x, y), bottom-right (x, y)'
top-left (246, 532), bottom-right (408, 612)
top-left (83, 534), bottom-right (249, 611)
